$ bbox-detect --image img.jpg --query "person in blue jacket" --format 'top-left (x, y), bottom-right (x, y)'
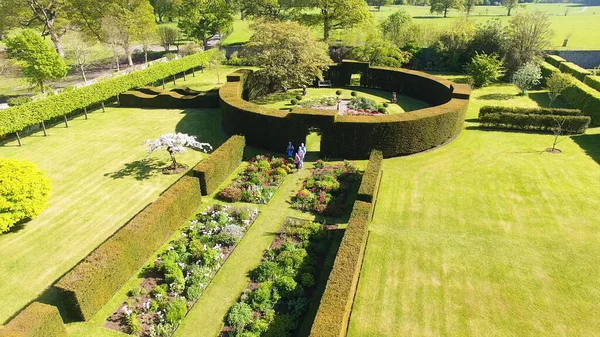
top-left (287, 142), bottom-right (295, 158)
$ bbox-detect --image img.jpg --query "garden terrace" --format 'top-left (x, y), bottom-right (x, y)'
top-left (219, 61), bottom-right (471, 159)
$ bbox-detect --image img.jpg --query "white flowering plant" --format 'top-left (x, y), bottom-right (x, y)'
top-left (145, 133), bottom-right (212, 171)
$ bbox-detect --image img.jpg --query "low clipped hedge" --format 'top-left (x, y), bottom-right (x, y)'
top-left (479, 113), bottom-right (590, 134)
top-left (540, 62), bottom-right (560, 86)
top-left (357, 150), bottom-right (383, 203)
top-left (561, 80), bottom-right (600, 126)
top-left (120, 88), bottom-right (219, 109)
top-left (545, 54), bottom-right (566, 68)
top-left (192, 135), bottom-right (245, 195)
top-left (584, 75), bottom-right (600, 93)
top-left (479, 106), bottom-right (581, 117)
top-left (309, 200), bottom-right (372, 337)
top-left (559, 62), bottom-right (592, 82)
top-left (54, 175), bottom-right (202, 321)
top-left (0, 52), bottom-right (209, 137)
top-left (0, 302), bottom-right (67, 337)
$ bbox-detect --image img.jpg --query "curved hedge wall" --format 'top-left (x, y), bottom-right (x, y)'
top-left (120, 88), bottom-right (219, 109)
top-left (219, 64), bottom-right (471, 159)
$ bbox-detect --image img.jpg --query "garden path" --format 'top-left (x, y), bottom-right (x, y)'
top-left (173, 168), bottom-right (314, 337)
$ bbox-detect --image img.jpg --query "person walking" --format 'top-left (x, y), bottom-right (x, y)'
top-left (299, 142), bottom-right (306, 156)
top-left (294, 152), bottom-right (301, 171)
top-left (287, 142), bottom-right (295, 158)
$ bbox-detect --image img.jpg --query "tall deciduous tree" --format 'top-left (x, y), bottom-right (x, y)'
top-left (464, 0), bottom-right (481, 15)
top-left (63, 31), bottom-right (91, 82)
top-left (158, 26), bottom-right (180, 51)
top-left (239, 0), bottom-right (298, 20)
top-left (305, 0), bottom-right (371, 41)
top-left (505, 11), bottom-right (553, 74)
top-left (546, 72), bottom-right (573, 107)
top-left (380, 9), bottom-right (420, 47)
top-left (149, 0), bottom-right (182, 22)
top-left (0, 0), bottom-right (70, 57)
top-left (366, 0), bottom-right (392, 11)
top-left (245, 21), bottom-right (332, 97)
top-left (178, 0), bottom-right (234, 50)
top-left (430, 0), bottom-right (463, 17)
top-left (501, 0), bottom-right (518, 16)
top-left (5, 29), bottom-right (68, 91)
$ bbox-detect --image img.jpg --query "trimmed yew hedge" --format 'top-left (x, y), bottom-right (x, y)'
top-left (309, 200), bottom-right (372, 337)
top-left (479, 106), bottom-right (581, 117)
top-left (357, 150), bottom-right (383, 203)
top-left (0, 302), bottom-right (67, 337)
top-left (0, 52), bottom-right (209, 137)
top-left (559, 62), bottom-right (592, 82)
top-left (540, 62), bottom-right (560, 86)
top-left (120, 89), bottom-right (219, 109)
top-left (561, 80), bottom-right (600, 126)
top-left (584, 76), bottom-right (600, 93)
top-left (545, 55), bottom-right (566, 68)
top-left (192, 135), bottom-right (245, 195)
top-left (219, 64), bottom-right (470, 159)
top-left (54, 175), bottom-right (202, 321)
top-left (479, 113), bottom-right (590, 133)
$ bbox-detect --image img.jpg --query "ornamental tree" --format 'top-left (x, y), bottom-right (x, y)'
top-left (512, 62), bottom-right (542, 95)
top-left (546, 72), bottom-right (573, 107)
top-left (0, 159), bottom-right (51, 233)
top-left (145, 133), bottom-right (212, 169)
top-left (304, 0), bottom-right (371, 41)
top-left (430, 0), bottom-right (463, 18)
top-left (465, 52), bottom-right (504, 88)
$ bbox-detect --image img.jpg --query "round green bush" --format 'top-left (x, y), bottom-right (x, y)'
top-left (350, 91), bottom-right (357, 97)
top-left (378, 107), bottom-right (387, 114)
top-left (0, 159), bottom-right (51, 233)
top-left (335, 90), bottom-right (342, 96)
top-left (295, 95), bottom-right (303, 101)
top-left (165, 297), bottom-right (187, 324)
top-left (383, 103), bottom-right (389, 108)
top-left (290, 99), bottom-right (298, 105)
top-left (227, 302), bottom-right (254, 334)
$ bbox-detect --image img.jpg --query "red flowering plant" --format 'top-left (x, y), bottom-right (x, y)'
top-left (218, 155), bottom-right (294, 204)
top-left (292, 161), bottom-right (360, 216)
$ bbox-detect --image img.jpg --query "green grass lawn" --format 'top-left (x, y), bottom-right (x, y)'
top-left (160, 65), bottom-right (253, 91)
top-left (347, 82), bottom-right (600, 336)
top-left (0, 106), bottom-right (225, 326)
top-left (255, 87), bottom-right (429, 114)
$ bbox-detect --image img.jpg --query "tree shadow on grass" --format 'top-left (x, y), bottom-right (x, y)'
top-left (104, 158), bottom-right (167, 181)
top-left (477, 93), bottom-right (516, 101)
top-left (175, 108), bottom-right (226, 149)
top-left (572, 133), bottom-right (600, 165)
top-left (528, 92), bottom-right (570, 109)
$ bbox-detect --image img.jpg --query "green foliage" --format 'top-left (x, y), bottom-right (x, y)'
top-left (467, 19), bottom-right (508, 61)
top-left (120, 88), bottom-right (219, 109)
top-left (165, 298), bottom-right (187, 325)
top-left (127, 312), bottom-right (142, 335)
top-left (54, 176), bottom-right (202, 321)
top-left (245, 21), bottom-right (331, 98)
top-left (5, 29), bottom-right (68, 91)
top-left (512, 62), bottom-right (542, 95)
top-left (583, 76), bottom-right (600, 93)
top-left (193, 135), bottom-right (245, 195)
top-left (430, 0), bottom-right (464, 17)
top-left (0, 159), bottom-right (51, 234)
top-left (479, 106), bottom-right (581, 117)
top-left (302, 0), bottom-right (371, 40)
top-left (6, 96), bottom-right (32, 107)
top-left (380, 10), bottom-right (419, 47)
top-left (157, 26), bottom-right (180, 51)
top-left (465, 52), bottom-right (505, 88)
top-left (558, 62), bottom-right (592, 82)
top-left (0, 302), bottom-right (67, 337)
top-left (178, 0), bottom-right (233, 48)
top-left (545, 54), bottom-right (566, 68)
top-left (366, 0), bottom-right (393, 10)
top-left (560, 79), bottom-right (600, 126)
top-left (357, 150), bottom-right (383, 203)
top-left (0, 51), bottom-right (209, 137)
top-left (350, 41), bottom-right (412, 68)
top-left (540, 61), bottom-right (560, 86)
top-left (505, 11), bottom-right (553, 74)
top-left (227, 302), bottom-right (254, 334)
top-left (309, 201), bottom-right (372, 337)
top-left (478, 113), bottom-right (590, 134)
top-left (290, 99), bottom-right (298, 105)
top-left (239, 0), bottom-right (296, 20)
top-left (546, 72), bottom-right (574, 106)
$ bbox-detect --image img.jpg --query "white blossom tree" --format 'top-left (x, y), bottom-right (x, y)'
top-left (145, 133), bottom-right (212, 170)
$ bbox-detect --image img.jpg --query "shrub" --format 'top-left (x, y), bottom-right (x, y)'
top-left (6, 96), bottom-right (32, 106)
top-left (465, 52), bottom-right (504, 88)
top-left (382, 103), bottom-right (389, 107)
top-left (218, 185), bottom-right (243, 202)
top-left (559, 62), bottom-right (592, 82)
top-left (275, 276), bottom-right (297, 299)
top-left (512, 62), bottom-right (542, 95)
top-left (54, 176), bottom-right (202, 321)
top-left (227, 302), bottom-right (254, 334)
top-left (193, 135), bottom-right (245, 195)
top-left (127, 312), bottom-right (141, 335)
top-left (335, 90), bottom-right (342, 96)
top-left (0, 302), bottom-right (67, 337)
top-left (290, 99), bottom-right (298, 105)
top-left (253, 260), bottom-right (281, 282)
top-left (0, 159), bottom-right (51, 233)
top-left (300, 272), bottom-right (315, 288)
top-left (478, 113), bottom-right (590, 134)
top-left (545, 54), bottom-right (566, 68)
top-left (584, 75), bottom-right (600, 93)
top-left (350, 91), bottom-right (357, 97)
top-left (546, 72), bottom-right (574, 107)
top-left (479, 106), bottom-right (581, 117)
top-left (295, 95), bottom-right (303, 101)
top-left (357, 150), bottom-right (383, 203)
top-left (165, 298), bottom-right (187, 325)
top-left (119, 89), bottom-right (219, 109)
top-left (561, 79), bottom-right (600, 126)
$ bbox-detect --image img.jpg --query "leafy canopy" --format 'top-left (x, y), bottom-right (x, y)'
top-left (178, 0), bottom-right (234, 48)
top-left (512, 62), bottom-right (542, 95)
top-left (465, 52), bottom-right (505, 88)
top-left (430, 0), bottom-right (464, 18)
top-left (380, 10), bottom-right (419, 47)
top-left (546, 72), bottom-right (573, 107)
top-left (0, 159), bottom-right (51, 233)
top-left (303, 0), bottom-right (371, 40)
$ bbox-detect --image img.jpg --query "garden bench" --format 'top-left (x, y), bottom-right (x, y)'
top-left (318, 80), bottom-right (332, 87)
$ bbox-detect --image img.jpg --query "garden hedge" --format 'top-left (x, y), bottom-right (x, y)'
top-left (309, 200), bottom-right (372, 337)
top-left (219, 62), bottom-right (471, 159)
top-left (559, 62), bottom-right (592, 82)
top-left (479, 113), bottom-right (590, 134)
top-left (0, 52), bottom-right (209, 137)
top-left (54, 175), bottom-right (202, 321)
top-left (192, 135), bottom-right (245, 195)
top-left (357, 150), bottom-right (383, 204)
top-left (0, 302), bottom-right (67, 337)
top-left (120, 88), bottom-right (219, 109)
top-left (479, 106), bottom-right (581, 117)
top-left (545, 55), bottom-right (566, 68)
top-left (560, 79), bottom-right (600, 126)
top-left (584, 76), bottom-right (600, 93)
top-left (540, 62), bottom-right (560, 86)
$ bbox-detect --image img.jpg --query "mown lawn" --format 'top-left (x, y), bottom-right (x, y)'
top-left (0, 106), bottom-right (225, 326)
top-left (347, 83), bottom-right (600, 336)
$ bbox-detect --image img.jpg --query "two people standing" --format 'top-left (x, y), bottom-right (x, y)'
top-left (288, 141), bottom-right (306, 171)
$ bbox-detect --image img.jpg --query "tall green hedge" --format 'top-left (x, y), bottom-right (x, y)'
top-left (357, 150), bottom-right (383, 203)
top-left (192, 135), bottom-right (245, 195)
top-left (545, 55), bottom-right (566, 68)
top-left (540, 62), bottom-right (560, 86)
top-left (479, 113), bottom-right (590, 133)
top-left (219, 65), bottom-right (471, 159)
top-left (120, 89), bottom-right (219, 109)
top-left (584, 75), bottom-right (600, 93)
top-left (309, 200), bottom-right (372, 337)
top-left (561, 80), bottom-right (600, 126)
top-left (54, 175), bottom-right (202, 321)
top-left (479, 106), bottom-right (581, 117)
top-left (559, 62), bottom-right (592, 82)
top-left (0, 52), bottom-right (209, 137)
top-left (0, 302), bottom-right (67, 337)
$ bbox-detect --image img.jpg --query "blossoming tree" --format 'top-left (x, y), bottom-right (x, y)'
top-left (145, 133), bottom-right (212, 171)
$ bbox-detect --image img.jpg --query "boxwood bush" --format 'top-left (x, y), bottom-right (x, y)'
top-left (0, 302), bottom-right (67, 337)
top-left (54, 175), bottom-right (202, 321)
top-left (584, 75), bottom-right (600, 93)
top-left (479, 106), bottom-right (581, 117)
top-left (545, 55), bottom-right (566, 68)
top-left (540, 62), bottom-right (560, 86)
top-left (119, 88), bottom-right (219, 109)
top-left (479, 113), bottom-right (590, 134)
top-left (560, 79), bottom-right (600, 126)
top-left (193, 135), bottom-right (245, 195)
top-left (559, 62), bottom-right (592, 82)
top-left (357, 150), bottom-right (383, 203)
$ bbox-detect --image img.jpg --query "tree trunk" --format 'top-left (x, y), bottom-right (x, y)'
top-left (49, 29), bottom-right (66, 58)
top-left (507, 7), bottom-right (512, 16)
top-left (323, 16), bottom-right (330, 41)
top-left (83, 107), bottom-right (88, 120)
top-left (203, 37), bottom-right (209, 50)
top-left (378, 5), bottom-right (382, 11)
top-left (79, 63), bottom-right (87, 83)
top-left (41, 122), bottom-right (47, 136)
top-left (16, 131), bottom-right (22, 147)
top-left (101, 101), bottom-right (106, 112)
top-left (444, 8), bottom-right (448, 17)
top-left (126, 50), bottom-right (133, 67)
top-left (169, 151), bottom-right (177, 168)
top-left (64, 115), bottom-right (69, 128)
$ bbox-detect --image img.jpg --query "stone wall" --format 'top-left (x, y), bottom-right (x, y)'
top-left (549, 50), bottom-right (600, 69)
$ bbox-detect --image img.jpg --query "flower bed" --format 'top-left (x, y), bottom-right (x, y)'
top-left (221, 218), bottom-right (336, 337)
top-left (218, 155), bottom-right (295, 204)
top-left (299, 96), bottom-right (339, 109)
top-left (105, 205), bottom-right (259, 337)
top-left (292, 160), bottom-right (361, 217)
top-left (341, 97), bottom-right (387, 116)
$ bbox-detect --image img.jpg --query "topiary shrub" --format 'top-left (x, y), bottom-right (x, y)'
top-left (382, 103), bottom-right (389, 108)
top-left (0, 159), bottom-right (51, 233)
top-left (290, 99), bottom-right (298, 105)
top-left (295, 95), bottom-right (303, 101)
top-left (335, 90), bottom-right (342, 96)
top-left (350, 91), bottom-right (357, 97)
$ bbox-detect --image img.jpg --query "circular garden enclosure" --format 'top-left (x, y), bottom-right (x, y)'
top-left (219, 60), bottom-right (472, 159)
